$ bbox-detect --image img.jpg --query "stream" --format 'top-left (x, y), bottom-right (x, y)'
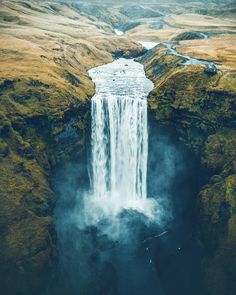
top-left (141, 40), bottom-right (216, 69)
top-left (162, 42), bottom-right (216, 68)
top-left (114, 29), bottom-right (216, 71)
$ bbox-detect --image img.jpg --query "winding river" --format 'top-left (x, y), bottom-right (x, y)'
top-left (114, 27), bottom-right (216, 69)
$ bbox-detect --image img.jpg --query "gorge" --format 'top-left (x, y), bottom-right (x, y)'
top-left (53, 48), bottom-right (205, 295)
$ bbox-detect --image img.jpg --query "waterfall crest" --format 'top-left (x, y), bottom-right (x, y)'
top-left (89, 58), bottom-right (154, 215)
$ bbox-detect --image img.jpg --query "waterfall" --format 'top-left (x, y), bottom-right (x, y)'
top-left (89, 58), bottom-right (153, 215)
top-left (91, 94), bottom-right (148, 200)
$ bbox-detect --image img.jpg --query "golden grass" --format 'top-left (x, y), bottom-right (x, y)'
top-left (176, 34), bottom-right (236, 76)
top-left (126, 12), bottom-right (236, 43)
top-left (166, 13), bottom-right (236, 30)
top-left (0, 0), bottom-right (144, 284)
top-left (0, 0), bottom-right (143, 101)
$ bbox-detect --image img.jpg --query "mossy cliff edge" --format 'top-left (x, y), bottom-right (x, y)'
top-left (140, 42), bottom-right (236, 295)
top-left (0, 0), bottom-right (144, 292)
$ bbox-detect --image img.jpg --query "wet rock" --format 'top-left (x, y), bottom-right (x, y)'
top-left (112, 49), bottom-right (124, 58)
top-left (204, 64), bottom-right (217, 75)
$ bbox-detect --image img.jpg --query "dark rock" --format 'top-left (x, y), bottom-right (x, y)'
top-left (211, 175), bottom-right (223, 183)
top-left (28, 79), bottom-right (50, 88)
top-left (120, 21), bottom-right (141, 32)
top-left (14, 161), bottom-right (24, 173)
top-left (112, 47), bottom-right (146, 59)
top-left (71, 2), bottom-right (125, 27)
top-left (18, 141), bottom-right (34, 159)
top-left (0, 79), bottom-right (15, 91)
top-left (12, 117), bottom-right (27, 135)
top-left (120, 4), bottom-right (163, 19)
top-left (0, 141), bottom-right (9, 157)
top-left (204, 64), bottom-right (218, 75)
top-left (66, 71), bottom-right (81, 86)
top-left (0, 119), bottom-right (11, 137)
top-left (112, 49), bottom-right (124, 58)
top-left (172, 31), bottom-right (207, 41)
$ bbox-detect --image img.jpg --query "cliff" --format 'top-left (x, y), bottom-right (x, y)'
top-left (0, 0), bottom-right (144, 292)
top-left (140, 34), bottom-right (236, 295)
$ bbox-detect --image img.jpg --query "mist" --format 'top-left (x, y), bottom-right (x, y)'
top-left (49, 115), bottom-right (203, 295)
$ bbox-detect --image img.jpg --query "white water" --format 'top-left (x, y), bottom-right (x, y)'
top-left (88, 58), bottom-right (155, 218)
top-left (139, 41), bottom-right (158, 50)
top-left (114, 29), bottom-right (124, 35)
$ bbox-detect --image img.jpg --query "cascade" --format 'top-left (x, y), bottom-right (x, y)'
top-left (89, 58), bottom-right (153, 212)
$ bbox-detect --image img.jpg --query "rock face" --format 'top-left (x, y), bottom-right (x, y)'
top-left (120, 4), bottom-right (163, 19)
top-left (71, 2), bottom-right (128, 28)
top-left (140, 43), bottom-right (236, 295)
top-left (204, 63), bottom-right (217, 75)
top-left (172, 31), bottom-right (207, 41)
top-left (0, 0), bottom-right (144, 293)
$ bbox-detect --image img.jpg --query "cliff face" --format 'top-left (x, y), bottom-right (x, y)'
top-left (140, 37), bottom-right (236, 295)
top-left (0, 0), bottom-right (144, 292)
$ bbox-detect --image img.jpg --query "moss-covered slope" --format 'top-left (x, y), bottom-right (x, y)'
top-left (140, 41), bottom-right (236, 295)
top-left (0, 0), bottom-right (144, 292)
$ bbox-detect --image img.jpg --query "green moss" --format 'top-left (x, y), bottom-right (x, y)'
top-left (142, 45), bottom-right (236, 295)
top-left (200, 174), bottom-right (236, 295)
top-left (0, 140), bottom-right (9, 157)
top-left (0, 63), bottom-right (90, 292)
top-left (203, 129), bottom-right (236, 170)
top-left (142, 47), bottom-right (236, 138)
